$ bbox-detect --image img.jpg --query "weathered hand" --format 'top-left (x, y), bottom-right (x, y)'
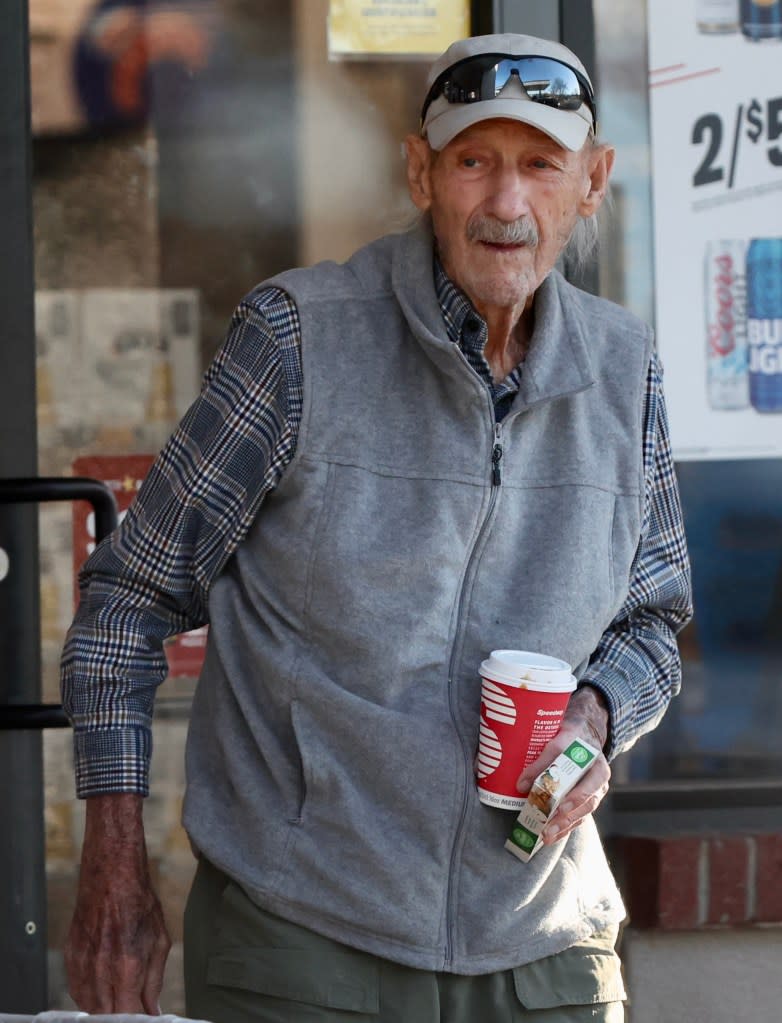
top-left (515, 685), bottom-right (612, 846)
top-left (64, 794), bottom-right (171, 1014)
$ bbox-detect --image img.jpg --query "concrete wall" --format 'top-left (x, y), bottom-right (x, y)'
top-left (623, 927), bottom-right (782, 1023)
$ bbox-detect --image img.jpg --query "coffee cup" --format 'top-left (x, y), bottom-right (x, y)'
top-left (477, 649), bottom-right (576, 810)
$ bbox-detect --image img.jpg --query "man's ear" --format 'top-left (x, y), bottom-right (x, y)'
top-left (578, 143), bottom-right (615, 217)
top-left (405, 133), bottom-right (435, 212)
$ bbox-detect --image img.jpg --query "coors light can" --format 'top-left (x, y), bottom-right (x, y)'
top-left (704, 240), bottom-right (749, 410)
top-left (697, 0), bottom-right (739, 32)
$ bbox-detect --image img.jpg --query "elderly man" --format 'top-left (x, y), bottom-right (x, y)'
top-left (62, 32), bottom-right (692, 1023)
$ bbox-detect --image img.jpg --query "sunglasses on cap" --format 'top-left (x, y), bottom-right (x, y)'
top-left (420, 53), bottom-right (597, 133)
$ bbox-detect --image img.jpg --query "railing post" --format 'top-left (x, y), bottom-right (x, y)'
top-left (0, 0), bottom-right (48, 1008)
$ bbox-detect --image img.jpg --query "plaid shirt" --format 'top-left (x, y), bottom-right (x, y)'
top-left (61, 263), bottom-right (692, 796)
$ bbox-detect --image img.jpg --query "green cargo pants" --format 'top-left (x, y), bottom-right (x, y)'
top-left (184, 858), bottom-right (626, 1023)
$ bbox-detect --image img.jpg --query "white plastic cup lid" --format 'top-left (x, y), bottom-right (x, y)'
top-left (479, 649), bottom-right (574, 690)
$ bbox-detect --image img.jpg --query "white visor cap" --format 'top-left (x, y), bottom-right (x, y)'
top-left (422, 33), bottom-right (595, 152)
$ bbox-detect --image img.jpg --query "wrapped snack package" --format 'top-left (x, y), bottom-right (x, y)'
top-left (505, 737), bottom-right (600, 862)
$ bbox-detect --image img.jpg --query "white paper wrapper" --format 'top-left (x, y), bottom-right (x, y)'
top-left (505, 737), bottom-right (601, 862)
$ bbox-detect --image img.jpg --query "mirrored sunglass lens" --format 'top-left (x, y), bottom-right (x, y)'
top-left (505, 58), bottom-right (584, 109)
top-left (426, 55), bottom-right (593, 125)
top-left (491, 61), bottom-right (512, 95)
top-left (445, 56), bottom-right (501, 101)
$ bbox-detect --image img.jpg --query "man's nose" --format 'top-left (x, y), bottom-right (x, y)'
top-left (484, 169), bottom-right (531, 222)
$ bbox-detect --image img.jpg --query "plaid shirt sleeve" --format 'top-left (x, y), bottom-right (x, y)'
top-left (578, 351), bottom-right (693, 761)
top-left (60, 287), bottom-right (303, 797)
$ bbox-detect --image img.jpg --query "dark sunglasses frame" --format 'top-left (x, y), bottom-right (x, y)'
top-left (420, 53), bottom-right (597, 134)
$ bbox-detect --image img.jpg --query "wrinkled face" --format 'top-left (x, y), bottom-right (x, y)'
top-left (407, 119), bottom-right (610, 315)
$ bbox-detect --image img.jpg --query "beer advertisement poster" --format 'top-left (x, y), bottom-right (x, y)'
top-left (647, 0), bottom-right (782, 460)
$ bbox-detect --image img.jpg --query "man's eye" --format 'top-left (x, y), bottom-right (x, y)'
top-left (462, 157), bottom-right (481, 168)
top-left (531, 159), bottom-right (551, 169)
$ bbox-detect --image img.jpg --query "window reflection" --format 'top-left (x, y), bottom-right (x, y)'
top-left (593, 0), bottom-right (655, 324)
top-left (31, 0), bottom-right (432, 1008)
top-left (655, 459), bottom-right (782, 781)
top-left (593, 0), bottom-right (782, 785)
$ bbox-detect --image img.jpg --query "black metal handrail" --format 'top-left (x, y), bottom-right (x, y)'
top-left (0, 475), bottom-right (118, 730)
top-left (0, 704), bottom-right (69, 730)
top-left (0, 476), bottom-right (118, 541)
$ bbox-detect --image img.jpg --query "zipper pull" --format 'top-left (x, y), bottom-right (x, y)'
top-left (491, 426), bottom-right (503, 486)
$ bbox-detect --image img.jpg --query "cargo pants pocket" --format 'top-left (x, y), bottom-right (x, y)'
top-left (201, 880), bottom-right (380, 1022)
top-left (511, 928), bottom-right (626, 1021)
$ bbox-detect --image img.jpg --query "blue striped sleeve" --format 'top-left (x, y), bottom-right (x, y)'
top-left (60, 288), bottom-right (303, 797)
top-left (578, 352), bottom-right (694, 760)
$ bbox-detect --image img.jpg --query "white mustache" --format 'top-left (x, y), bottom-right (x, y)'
top-left (467, 216), bottom-right (539, 247)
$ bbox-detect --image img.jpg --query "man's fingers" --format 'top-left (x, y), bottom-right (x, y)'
top-left (113, 953), bottom-right (154, 1013)
top-left (67, 946), bottom-right (145, 1014)
top-left (516, 726), bottom-right (584, 792)
top-left (64, 922), bottom-right (116, 1013)
top-left (142, 926), bottom-right (172, 1015)
top-left (83, 946), bottom-right (165, 1014)
top-left (541, 758), bottom-right (612, 844)
top-left (64, 889), bottom-right (170, 1014)
top-left (112, 995), bottom-right (147, 1015)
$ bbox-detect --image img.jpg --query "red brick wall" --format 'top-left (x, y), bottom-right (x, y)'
top-left (612, 834), bottom-right (782, 929)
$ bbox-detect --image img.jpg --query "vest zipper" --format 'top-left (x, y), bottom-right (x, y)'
top-left (444, 419), bottom-right (503, 969)
top-left (492, 424), bottom-right (503, 485)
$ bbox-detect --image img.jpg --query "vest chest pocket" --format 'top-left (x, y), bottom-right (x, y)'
top-left (473, 485), bottom-right (640, 665)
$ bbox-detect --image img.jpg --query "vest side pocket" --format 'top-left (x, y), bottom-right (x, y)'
top-left (288, 697), bottom-right (309, 825)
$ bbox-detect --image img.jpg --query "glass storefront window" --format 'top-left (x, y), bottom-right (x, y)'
top-left (593, 0), bottom-right (782, 787)
top-left (27, 0), bottom-right (779, 1007)
top-left (593, 0), bottom-right (655, 326)
top-left (30, 0), bottom-right (443, 1009)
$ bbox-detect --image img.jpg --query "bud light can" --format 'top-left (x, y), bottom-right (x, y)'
top-left (747, 238), bottom-right (782, 413)
top-left (704, 240), bottom-right (749, 410)
top-left (740, 0), bottom-right (782, 40)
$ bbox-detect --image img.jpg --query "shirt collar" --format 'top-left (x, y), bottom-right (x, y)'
top-left (434, 255), bottom-right (482, 347)
top-left (433, 255), bottom-right (526, 408)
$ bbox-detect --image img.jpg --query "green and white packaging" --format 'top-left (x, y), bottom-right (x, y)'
top-left (505, 737), bottom-right (600, 862)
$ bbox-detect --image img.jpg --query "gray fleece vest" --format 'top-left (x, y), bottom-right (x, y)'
top-left (183, 222), bottom-right (653, 974)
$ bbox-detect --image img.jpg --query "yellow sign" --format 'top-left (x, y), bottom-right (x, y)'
top-left (328, 0), bottom-right (470, 57)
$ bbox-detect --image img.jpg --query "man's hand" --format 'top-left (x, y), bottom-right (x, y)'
top-left (64, 793), bottom-right (171, 1014)
top-left (516, 685), bottom-right (612, 846)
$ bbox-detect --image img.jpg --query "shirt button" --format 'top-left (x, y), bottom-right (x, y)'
top-left (465, 316), bottom-right (480, 333)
